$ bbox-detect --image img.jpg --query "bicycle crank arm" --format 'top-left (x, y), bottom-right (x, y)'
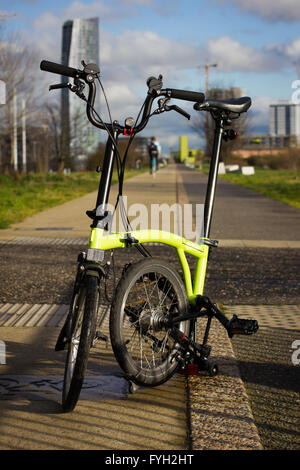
top-left (170, 295), bottom-right (259, 338)
top-left (169, 308), bottom-right (210, 325)
top-left (195, 295), bottom-right (259, 338)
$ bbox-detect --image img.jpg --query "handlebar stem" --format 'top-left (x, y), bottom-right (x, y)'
top-left (86, 81), bottom-right (156, 135)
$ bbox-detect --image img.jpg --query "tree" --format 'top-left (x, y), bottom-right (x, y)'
top-left (44, 102), bottom-right (62, 172)
top-left (0, 23), bottom-right (42, 172)
top-left (86, 137), bottom-right (146, 172)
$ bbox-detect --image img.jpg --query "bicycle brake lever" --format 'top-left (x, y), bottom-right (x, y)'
top-left (49, 82), bottom-right (71, 91)
top-left (166, 104), bottom-right (190, 120)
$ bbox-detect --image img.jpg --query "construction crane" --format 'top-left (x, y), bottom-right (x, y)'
top-left (196, 61), bottom-right (218, 94)
top-left (176, 60), bottom-right (218, 94)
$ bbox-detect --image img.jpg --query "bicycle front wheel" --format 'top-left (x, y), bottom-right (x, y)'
top-left (110, 258), bottom-right (190, 387)
top-left (62, 274), bottom-right (99, 412)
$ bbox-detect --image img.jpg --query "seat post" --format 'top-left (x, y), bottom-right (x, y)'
top-left (203, 117), bottom-right (224, 238)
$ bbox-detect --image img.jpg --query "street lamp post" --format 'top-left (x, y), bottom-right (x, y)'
top-left (13, 87), bottom-right (18, 172)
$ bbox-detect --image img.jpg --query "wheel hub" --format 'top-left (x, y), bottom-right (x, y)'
top-left (138, 310), bottom-right (168, 333)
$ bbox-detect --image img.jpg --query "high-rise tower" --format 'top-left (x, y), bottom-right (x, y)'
top-left (270, 101), bottom-right (300, 137)
top-left (61, 17), bottom-right (100, 169)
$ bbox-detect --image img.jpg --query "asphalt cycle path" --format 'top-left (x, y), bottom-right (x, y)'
top-left (179, 164), bottom-right (300, 244)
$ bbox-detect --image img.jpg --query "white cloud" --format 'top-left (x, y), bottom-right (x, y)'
top-left (251, 96), bottom-right (274, 127)
top-left (97, 30), bottom-right (202, 127)
top-left (206, 36), bottom-right (284, 73)
top-left (123, 0), bottom-right (179, 16)
top-left (285, 38), bottom-right (300, 59)
top-left (27, 8), bottom-right (201, 147)
top-left (124, 0), bottom-right (155, 5)
top-left (31, 13), bottom-right (61, 60)
top-left (17, 2), bottom-right (300, 151)
top-left (26, 1), bottom-right (140, 59)
top-left (0, 10), bottom-right (16, 18)
top-left (99, 83), bottom-right (141, 122)
top-left (218, 0), bottom-right (300, 23)
top-left (61, 0), bottom-right (134, 23)
top-left (100, 29), bottom-right (200, 82)
top-left (269, 38), bottom-right (300, 62)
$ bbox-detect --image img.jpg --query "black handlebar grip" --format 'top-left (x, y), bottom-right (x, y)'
top-left (40, 60), bottom-right (80, 78)
top-left (167, 88), bottom-right (205, 103)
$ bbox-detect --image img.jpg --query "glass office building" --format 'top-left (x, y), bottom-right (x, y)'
top-left (61, 17), bottom-right (100, 168)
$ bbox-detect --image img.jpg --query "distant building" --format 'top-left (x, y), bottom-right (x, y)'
top-left (207, 87), bottom-right (246, 100)
top-left (61, 17), bottom-right (100, 168)
top-left (239, 135), bottom-right (289, 149)
top-left (270, 101), bottom-right (300, 145)
top-left (232, 134), bottom-right (290, 158)
top-left (134, 137), bottom-right (149, 161)
top-left (171, 136), bottom-right (202, 163)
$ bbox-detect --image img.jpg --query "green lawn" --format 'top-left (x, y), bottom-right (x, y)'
top-left (219, 168), bottom-right (300, 209)
top-left (201, 166), bottom-right (300, 209)
top-left (0, 169), bottom-right (142, 229)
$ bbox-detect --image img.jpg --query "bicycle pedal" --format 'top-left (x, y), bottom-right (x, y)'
top-left (227, 315), bottom-right (259, 338)
top-left (95, 331), bottom-right (109, 348)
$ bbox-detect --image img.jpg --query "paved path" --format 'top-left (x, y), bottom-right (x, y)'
top-left (0, 166), bottom-right (177, 240)
top-left (0, 163), bottom-right (299, 450)
top-left (178, 165), bottom-right (300, 245)
top-left (1, 163), bottom-right (299, 248)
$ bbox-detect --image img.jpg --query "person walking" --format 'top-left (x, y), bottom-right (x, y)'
top-left (148, 136), bottom-right (161, 176)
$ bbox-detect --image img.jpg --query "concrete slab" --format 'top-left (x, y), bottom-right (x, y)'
top-left (0, 326), bottom-right (188, 450)
top-left (0, 374), bottom-right (127, 401)
top-left (0, 303), bottom-right (264, 450)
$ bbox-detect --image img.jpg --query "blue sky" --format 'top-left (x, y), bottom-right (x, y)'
top-left (1, 0), bottom-right (300, 152)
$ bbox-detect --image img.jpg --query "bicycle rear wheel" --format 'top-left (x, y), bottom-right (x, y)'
top-left (62, 275), bottom-right (99, 412)
top-left (110, 258), bottom-right (190, 387)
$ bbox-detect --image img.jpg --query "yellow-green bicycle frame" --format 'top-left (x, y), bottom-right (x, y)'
top-left (89, 227), bottom-right (211, 306)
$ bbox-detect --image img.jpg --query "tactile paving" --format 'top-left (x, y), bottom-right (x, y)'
top-left (225, 305), bottom-right (300, 330)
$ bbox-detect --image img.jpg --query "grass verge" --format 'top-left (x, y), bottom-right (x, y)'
top-left (201, 166), bottom-right (300, 209)
top-left (0, 169), bottom-right (144, 229)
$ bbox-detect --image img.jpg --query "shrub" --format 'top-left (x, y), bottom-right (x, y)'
top-left (247, 150), bottom-right (300, 170)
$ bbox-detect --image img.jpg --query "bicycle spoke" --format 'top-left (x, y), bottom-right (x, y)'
top-left (122, 273), bottom-right (178, 371)
top-left (142, 275), bottom-right (153, 312)
top-left (110, 259), bottom-right (190, 387)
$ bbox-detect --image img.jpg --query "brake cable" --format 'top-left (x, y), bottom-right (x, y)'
top-left (93, 76), bottom-right (152, 258)
top-left (69, 71), bottom-right (153, 259)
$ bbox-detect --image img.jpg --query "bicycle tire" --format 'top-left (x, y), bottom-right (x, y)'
top-left (62, 275), bottom-right (99, 412)
top-left (110, 258), bottom-right (190, 387)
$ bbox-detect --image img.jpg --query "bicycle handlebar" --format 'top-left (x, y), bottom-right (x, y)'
top-left (40, 59), bottom-right (205, 135)
top-left (165, 88), bottom-right (205, 103)
top-left (40, 60), bottom-right (82, 79)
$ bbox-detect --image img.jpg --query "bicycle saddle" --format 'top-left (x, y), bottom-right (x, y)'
top-left (194, 96), bottom-right (251, 114)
